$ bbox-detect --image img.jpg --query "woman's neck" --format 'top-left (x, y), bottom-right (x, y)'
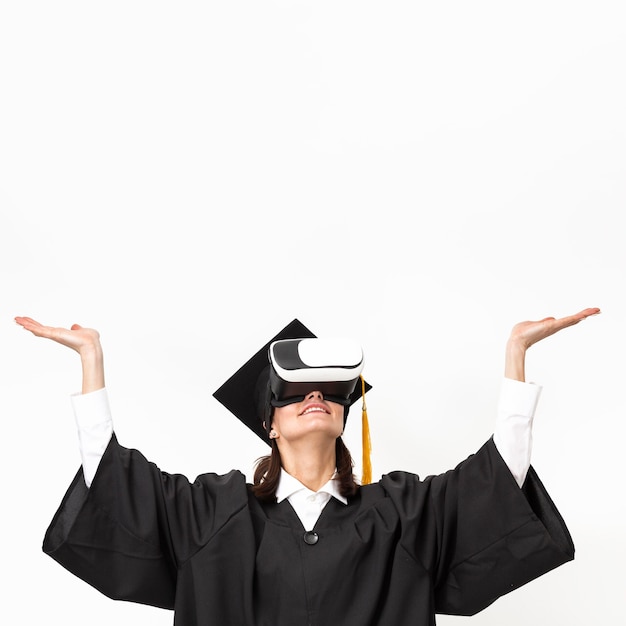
top-left (279, 439), bottom-right (337, 492)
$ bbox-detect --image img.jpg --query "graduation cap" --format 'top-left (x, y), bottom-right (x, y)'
top-left (212, 319), bottom-right (373, 483)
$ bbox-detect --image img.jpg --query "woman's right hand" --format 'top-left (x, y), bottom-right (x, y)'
top-left (15, 316), bottom-right (105, 393)
top-left (15, 317), bottom-right (101, 355)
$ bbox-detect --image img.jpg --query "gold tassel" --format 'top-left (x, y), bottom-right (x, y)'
top-left (360, 375), bottom-right (372, 485)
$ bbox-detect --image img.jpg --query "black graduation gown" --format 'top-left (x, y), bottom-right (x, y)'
top-left (43, 435), bottom-right (574, 625)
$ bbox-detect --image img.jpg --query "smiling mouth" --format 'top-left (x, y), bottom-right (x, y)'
top-left (300, 406), bottom-right (329, 416)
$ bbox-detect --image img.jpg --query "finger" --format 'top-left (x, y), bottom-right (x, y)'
top-left (560, 307), bottom-right (601, 324)
top-left (15, 317), bottom-right (64, 341)
top-left (15, 316), bottom-right (39, 326)
top-left (15, 317), bottom-right (44, 332)
top-left (552, 308), bottom-right (601, 331)
top-left (578, 307), bottom-right (601, 318)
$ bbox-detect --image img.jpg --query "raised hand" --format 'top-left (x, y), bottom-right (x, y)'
top-left (15, 317), bottom-right (101, 354)
top-left (508, 307), bottom-right (601, 350)
top-left (504, 307), bottom-right (600, 381)
top-left (15, 316), bottom-right (105, 393)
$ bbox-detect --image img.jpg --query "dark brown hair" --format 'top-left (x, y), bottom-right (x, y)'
top-left (252, 437), bottom-right (360, 502)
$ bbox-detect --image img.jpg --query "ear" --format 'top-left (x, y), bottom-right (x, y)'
top-left (264, 420), bottom-right (278, 439)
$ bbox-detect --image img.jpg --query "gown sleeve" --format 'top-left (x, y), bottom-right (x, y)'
top-left (42, 433), bottom-right (248, 609)
top-left (381, 438), bottom-right (574, 616)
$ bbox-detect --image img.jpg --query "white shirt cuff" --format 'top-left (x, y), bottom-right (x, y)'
top-left (493, 377), bottom-right (542, 488)
top-left (71, 387), bottom-right (113, 487)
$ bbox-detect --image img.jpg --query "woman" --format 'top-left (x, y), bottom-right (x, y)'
top-left (15, 308), bottom-right (599, 625)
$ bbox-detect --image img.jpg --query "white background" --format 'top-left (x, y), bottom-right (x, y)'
top-left (1, 2), bottom-right (624, 624)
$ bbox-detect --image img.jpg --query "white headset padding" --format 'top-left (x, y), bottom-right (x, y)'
top-left (270, 338), bottom-right (363, 383)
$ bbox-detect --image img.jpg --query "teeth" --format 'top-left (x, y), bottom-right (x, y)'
top-left (302, 407), bottom-right (326, 415)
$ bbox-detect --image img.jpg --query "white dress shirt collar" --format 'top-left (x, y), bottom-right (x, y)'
top-left (275, 468), bottom-right (348, 531)
top-left (276, 468), bottom-right (348, 505)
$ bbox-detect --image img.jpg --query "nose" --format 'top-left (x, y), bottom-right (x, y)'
top-left (306, 390), bottom-right (324, 401)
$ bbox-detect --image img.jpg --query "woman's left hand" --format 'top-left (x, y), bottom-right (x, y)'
top-left (504, 307), bottom-right (600, 381)
top-left (509, 307), bottom-right (601, 351)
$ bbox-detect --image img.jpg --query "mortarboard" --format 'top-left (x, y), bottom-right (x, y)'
top-left (212, 319), bottom-right (373, 482)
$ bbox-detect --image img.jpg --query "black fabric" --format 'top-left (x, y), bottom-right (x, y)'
top-left (43, 436), bottom-right (574, 625)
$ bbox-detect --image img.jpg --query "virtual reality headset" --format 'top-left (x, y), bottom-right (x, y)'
top-left (268, 338), bottom-right (365, 407)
